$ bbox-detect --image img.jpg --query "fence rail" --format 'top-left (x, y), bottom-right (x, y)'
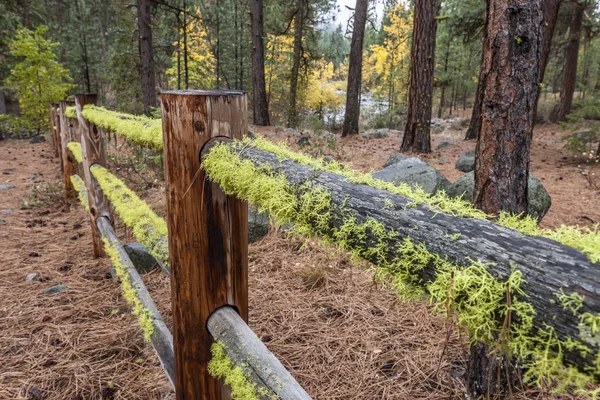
top-left (52, 91), bottom-right (311, 400)
top-left (50, 90), bottom-right (600, 399)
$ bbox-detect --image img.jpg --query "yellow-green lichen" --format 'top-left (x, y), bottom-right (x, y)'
top-left (101, 237), bottom-right (155, 341)
top-left (90, 165), bottom-right (169, 269)
top-left (81, 105), bottom-right (162, 149)
top-left (65, 106), bottom-right (77, 119)
top-left (207, 342), bottom-right (265, 400)
top-left (70, 174), bottom-right (89, 211)
top-left (67, 141), bottom-right (83, 163)
top-left (201, 141), bottom-right (600, 396)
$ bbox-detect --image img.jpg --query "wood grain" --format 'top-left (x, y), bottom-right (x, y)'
top-left (58, 100), bottom-right (76, 198)
top-left (161, 90), bottom-right (248, 400)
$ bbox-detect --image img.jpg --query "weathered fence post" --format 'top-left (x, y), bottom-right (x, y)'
top-left (75, 94), bottom-right (112, 258)
top-left (161, 90), bottom-right (249, 399)
top-left (58, 100), bottom-right (76, 198)
top-left (49, 104), bottom-right (61, 161)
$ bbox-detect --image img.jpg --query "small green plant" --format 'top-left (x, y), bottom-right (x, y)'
top-left (21, 182), bottom-right (64, 209)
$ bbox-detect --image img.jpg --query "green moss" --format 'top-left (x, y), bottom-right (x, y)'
top-left (101, 237), bottom-right (155, 341)
top-left (67, 141), bottom-right (83, 163)
top-left (207, 342), bottom-right (269, 400)
top-left (65, 106), bottom-right (77, 119)
top-left (90, 165), bottom-right (169, 269)
top-left (81, 105), bottom-right (162, 149)
top-left (70, 174), bottom-right (89, 211)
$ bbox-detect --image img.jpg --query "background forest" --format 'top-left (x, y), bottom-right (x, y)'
top-left (2, 0), bottom-right (598, 136)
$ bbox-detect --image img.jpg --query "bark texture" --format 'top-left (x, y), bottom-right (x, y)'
top-left (202, 140), bottom-right (600, 377)
top-left (341, 0), bottom-right (369, 137)
top-left (550, 4), bottom-right (584, 122)
top-left (400, 0), bottom-right (440, 153)
top-left (137, 0), bottom-right (157, 115)
top-left (473, 0), bottom-right (543, 216)
top-left (288, 0), bottom-right (304, 128)
top-left (250, 0), bottom-right (270, 126)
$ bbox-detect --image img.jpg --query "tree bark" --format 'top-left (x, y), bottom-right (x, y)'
top-left (400, 0), bottom-right (440, 153)
top-left (137, 0), bottom-right (157, 115)
top-left (465, 49), bottom-right (485, 140)
top-left (250, 0), bottom-right (270, 126)
top-left (288, 0), bottom-right (305, 128)
top-left (341, 0), bottom-right (369, 137)
top-left (473, 0), bottom-right (543, 217)
top-left (550, 3), bottom-right (584, 122)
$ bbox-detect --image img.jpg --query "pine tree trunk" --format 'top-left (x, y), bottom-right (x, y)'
top-left (465, 49), bottom-right (485, 140)
top-left (473, 0), bottom-right (542, 217)
top-left (400, 0), bottom-right (440, 153)
top-left (534, 0), bottom-right (561, 120)
top-left (137, 0), bottom-right (157, 115)
top-left (341, 0), bottom-right (369, 137)
top-left (250, 0), bottom-right (270, 126)
top-left (550, 4), bottom-right (584, 122)
top-left (287, 0), bottom-right (304, 129)
top-left (581, 26), bottom-right (591, 99)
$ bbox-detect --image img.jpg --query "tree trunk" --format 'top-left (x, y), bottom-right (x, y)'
top-left (288, 0), bottom-right (304, 129)
top-left (437, 39), bottom-right (451, 119)
top-left (581, 25), bottom-right (591, 99)
top-left (473, 0), bottom-right (542, 217)
top-left (341, 0), bottom-right (369, 137)
top-left (250, 0), bottom-right (270, 126)
top-left (137, 0), bottom-right (157, 115)
top-left (400, 0), bottom-right (440, 153)
top-left (550, 4), bottom-right (584, 122)
top-left (465, 50), bottom-right (485, 140)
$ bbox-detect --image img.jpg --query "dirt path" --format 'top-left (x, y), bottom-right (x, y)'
top-left (0, 139), bottom-right (172, 399)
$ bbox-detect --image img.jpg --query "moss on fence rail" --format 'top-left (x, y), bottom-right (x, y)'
top-left (67, 141), bottom-right (82, 163)
top-left (89, 165), bottom-right (169, 269)
top-left (70, 174), bottom-right (89, 211)
top-left (201, 141), bottom-right (600, 396)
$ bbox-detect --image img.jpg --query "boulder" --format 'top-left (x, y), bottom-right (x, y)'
top-left (124, 242), bottom-right (160, 274)
top-left (362, 128), bottom-right (389, 139)
top-left (455, 150), bottom-right (476, 172)
top-left (448, 172), bottom-right (552, 221)
top-left (248, 205), bottom-right (270, 243)
top-left (371, 157), bottom-right (452, 195)
top-left (384, 152), bottom-right (410, 168)
top-left (436, 140), bottom-right (454, 150)
top-left (29, 135), bottom-right (46, 144)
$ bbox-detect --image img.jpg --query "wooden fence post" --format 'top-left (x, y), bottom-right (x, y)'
top-left (161, 90), bottom-right (249, 400)
top-left (49, 104), bottom-right (61, 161)
top-left (75, 94), bottom-right (112, 258)
top-left (58, 100), bottom-right (76, 198)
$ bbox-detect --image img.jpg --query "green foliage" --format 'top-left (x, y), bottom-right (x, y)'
top-left (7, 26), bottom-right (74, 135)
top-left (90, 165), bottom-right (169, 268)
top-left (207, 343), bottom-right (262, 400)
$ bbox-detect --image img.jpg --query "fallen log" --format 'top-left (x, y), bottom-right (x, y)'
top-left (200, 138), bottom-right (600, 384)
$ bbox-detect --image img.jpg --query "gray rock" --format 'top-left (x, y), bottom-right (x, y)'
top-left (42, 284), bottom-right (68, 295)
top-left (436, 140), bottom-right (454, 150)
top-left (248, 205), bottom-right (270, 243)
top-left (25, 273), bottom-right (40, 281)
top-left (448, 172), bottom-right (552, 221)
top-left (371, 157), bottom-right (452, 194)
top-left (429, 157), bottom-right (449, 164)
top-left (366, 128), bottom-right (389, 138)
top-left (124, 242), bottom-right (160, 274)
top-left (0, 184), bottom-right (15, 190)
top-left (450, 118), bottom-right (470, 130)
top-left (431, 125), bottom-right (445, 135)
top-left (323, 155), bottom-right (334, 164)
top-left (0, 209), bottom-right (14, 213)
top-left (455, 151), bottom-right (475, 173)
top-left (384, 153), bottom-right (410, 168)
top-left (296, 133), bottom-right (310, 147)
top-left (29, 135), bottom-right (46, 144)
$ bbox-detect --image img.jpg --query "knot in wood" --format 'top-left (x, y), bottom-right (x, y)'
top-left (193, 120), bottom-right (205, 133)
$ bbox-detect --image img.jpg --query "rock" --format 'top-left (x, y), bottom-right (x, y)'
top-left (431, 125), bottom-right (445, 135)
top-left (0, 184), bottom-right (15, 190)
top-left (448, 172), bottom-right (552, 221)
top-left (25, 273), bottom-right (40, 281)
top-left (41, 284), bottom-right (68, 295)
top-left (384, 153), bottom-right (410, 168)
top-left (123, 242), bottom-right (160, 274)
top-left (323, 155), bottom-right (334, 164)
top-left (436, 140), bottom-right (454, 150)
top-left (0, 209), bottom-right (14, 213)
top-left (296, 133), bottom-right (310, 147)
top-left (362, 128), bottom-right (389, 139)
top-left (450, 118), bottom-right (470, 130)
top-left (0, 219), bottom-right (5, 225)
top-left (29, 135), bottom-right (46, 144)
top-left (371, 157), bottom-right (452, 195)
top-left (248, 205), bottom-right (270, 243)
top-left (456, 151), bottom-right (475, 172)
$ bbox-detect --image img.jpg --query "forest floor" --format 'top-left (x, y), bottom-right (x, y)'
top-left (0, 119), bottom-right (597, 399)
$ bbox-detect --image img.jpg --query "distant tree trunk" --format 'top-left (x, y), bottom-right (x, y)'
top-left (137, 0), bottom-right (157, 115)
top-left (473, 0), bottom-right (542, 218)
top-left (183, 3), bottom-right (189, 89)
top-left (581, 25), bottom-right (591, 99)
top-left (341, 0), bottom-right (369, 137)
top-left (550, 3), bottom-right (584, 122)
top-left (400, 0), bottom-right (440, 153)
top-left (465, 50), bottom-right (485, 140)
top-left (250, 0), bottom-right (270, 126)
top-left (288, 0), bottom-right (305, 128)
top-left (437, 39), bottom-right (451, 119)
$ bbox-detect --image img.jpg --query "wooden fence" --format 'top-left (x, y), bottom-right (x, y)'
top-left (48, 90), bottom-right (600, 399)
top-left (50, 91), bottom-right (311, 400)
